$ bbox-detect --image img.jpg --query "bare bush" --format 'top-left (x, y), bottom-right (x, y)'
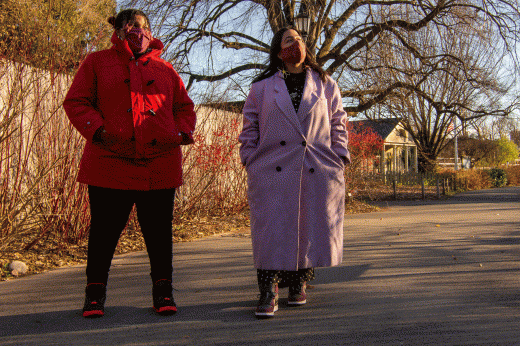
top-left (0, 60), bottom-right (90, 250)
top-left (177, 103), bottom-right (247, 218)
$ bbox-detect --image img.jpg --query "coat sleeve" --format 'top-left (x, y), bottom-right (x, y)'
top-left (171, 69), bottom-right (196, 145)
top-left (329, 79), bottom-right (350, 164)
top-left (239, 82), bottom-right (261, 166)
top-left (62, 54), bottom-right (105, 141)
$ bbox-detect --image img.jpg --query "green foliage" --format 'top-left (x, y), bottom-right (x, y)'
top-left (0, 0), bottom-right (116, 71)
top-left (495, 137), bottom-right (519, 165)
top-left (489, 168), bottom-right (507, 187)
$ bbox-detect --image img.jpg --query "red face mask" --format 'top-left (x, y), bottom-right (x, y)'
top-left (125, 27), bottom-right (152, 54)
top-left (279, 41), bottom-right (306, 64)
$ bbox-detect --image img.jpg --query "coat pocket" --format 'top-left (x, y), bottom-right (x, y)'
top-left (141, 130), bottom-right (182, 158)
top-left (93, 129), bottom-right (136, 157)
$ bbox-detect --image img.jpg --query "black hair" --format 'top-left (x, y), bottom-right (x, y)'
top-left (253, 26), bottom-right (327, 83)
top-left (108, 9), bottom-right (150, 30)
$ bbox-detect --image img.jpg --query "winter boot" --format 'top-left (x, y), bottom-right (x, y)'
top-left (288, 281), bottom-right (307, 306)
top-left (255, 282), bottom-right (279, 318)
top-left (153, 279), bottom-right (177, 315)
top-left (82, 283), bottom-right (106, 318)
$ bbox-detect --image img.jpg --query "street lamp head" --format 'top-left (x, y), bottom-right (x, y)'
top-left (294, 3), bottom-right (310, 39)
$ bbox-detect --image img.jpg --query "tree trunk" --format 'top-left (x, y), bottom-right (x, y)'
top-left (417, 151), bottom-right (437, 173)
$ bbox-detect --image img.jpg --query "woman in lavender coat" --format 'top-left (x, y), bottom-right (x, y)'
top-left (239, 27), bottom-right (350, 318)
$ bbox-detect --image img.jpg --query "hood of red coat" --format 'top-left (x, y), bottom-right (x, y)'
top-left (110, 31), bottom-right (165, 60)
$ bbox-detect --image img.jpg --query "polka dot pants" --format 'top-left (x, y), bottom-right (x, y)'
top-left (257, 268), bottom-right (315, 288)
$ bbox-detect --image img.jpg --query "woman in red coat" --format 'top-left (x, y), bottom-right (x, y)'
top-left (63, 9), bottom-right (196, 318)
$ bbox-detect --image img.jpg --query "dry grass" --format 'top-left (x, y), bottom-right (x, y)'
top-left (0, 211), bottom-right (250, 281)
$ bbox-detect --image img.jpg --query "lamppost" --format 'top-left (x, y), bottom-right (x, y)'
top-left (454, 115), bottom-right (459, 170)
top-left (294, 2), bottom-right (310, 40)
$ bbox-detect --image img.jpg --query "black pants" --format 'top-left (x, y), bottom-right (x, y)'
top-left (86, 185), bottom-right (176, 285)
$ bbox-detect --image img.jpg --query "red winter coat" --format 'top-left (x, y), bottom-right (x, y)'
top-left (63, 33), bottom-right (196, 190)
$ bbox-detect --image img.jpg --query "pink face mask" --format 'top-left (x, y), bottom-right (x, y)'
top-left (124, 27), bottom-right (152, 54)
top-left (279, 41), bottom-right (306, 64)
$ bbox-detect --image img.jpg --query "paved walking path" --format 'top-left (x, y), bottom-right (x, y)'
top-left (0, 187), bottom-right (519, 345)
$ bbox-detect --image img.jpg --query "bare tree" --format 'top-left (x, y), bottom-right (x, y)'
top-left (360, 4), bottom-right (515, 171)
top-left (488, 116), bottom-right (519, 139)
top-left (125, 1), bottom-right (519, 101)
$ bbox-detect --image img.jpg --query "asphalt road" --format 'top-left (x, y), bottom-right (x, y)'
top-left (0, 187), bottom-right (519, 345)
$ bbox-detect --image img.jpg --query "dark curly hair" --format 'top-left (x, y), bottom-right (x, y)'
top-left (108, 9), bottom-right (150, 30)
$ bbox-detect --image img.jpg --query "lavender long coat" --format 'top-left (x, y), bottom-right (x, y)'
top-left (239, 69), bottom-right (350, 271)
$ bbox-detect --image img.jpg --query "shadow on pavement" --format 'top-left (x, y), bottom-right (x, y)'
top-left (313, 264), bottom-right (370, 285)
top-left (0, 300), bottom-right (260, 338)
top-left (0, 264), bottom-right (371, 339)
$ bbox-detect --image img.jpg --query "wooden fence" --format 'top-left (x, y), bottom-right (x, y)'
top-left (357, 171), bottom-right (469, 200)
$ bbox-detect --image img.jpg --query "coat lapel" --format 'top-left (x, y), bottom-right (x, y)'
top-left (297, 69), bottom-right (320, 128)
top-left (274, 72), bottom-right (304, 136)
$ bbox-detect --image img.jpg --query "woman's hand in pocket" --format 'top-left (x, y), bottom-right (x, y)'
top-left (151, 133), bottom-right (182, 152)
top-left (92, 126), bottom-right (117, 146)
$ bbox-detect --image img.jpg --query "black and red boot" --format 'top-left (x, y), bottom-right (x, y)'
top-left (82, 283), bottom-right (106, 318)
top-left (153, 279), bottom-right (177, 315)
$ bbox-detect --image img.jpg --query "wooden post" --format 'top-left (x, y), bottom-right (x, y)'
top-left (421, 176), bottom-right (425, 199)
top-left (393, 179), bottom-right (397, 200)
top-left (436, 178), bottom-right (440, 198)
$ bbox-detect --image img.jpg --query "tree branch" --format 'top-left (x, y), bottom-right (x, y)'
top-left (186, 63), bottom-right (266, 90)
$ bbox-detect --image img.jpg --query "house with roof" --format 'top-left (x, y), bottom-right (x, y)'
top-left (349, 118), bottom-right (418, 173)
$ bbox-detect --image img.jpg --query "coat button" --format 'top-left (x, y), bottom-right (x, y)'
top-left (124, 78), bottom-right (130, 84)
top-left (146, 79), bottom-right (155, 86)
top-left (302, 141), bottom-right (306, 146)
top-left (280, 141), bottom-right (286, 146)
top-left (276, 166), bottom-right (282, 172)
top-left (130, 136), bottom-right (135, 141)
top-left (143, 60), bottom-right (150, 66)
top-left (127, 108), bottom-right (132, 112)
top-left (309, 168), bottom-right (315, 173)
